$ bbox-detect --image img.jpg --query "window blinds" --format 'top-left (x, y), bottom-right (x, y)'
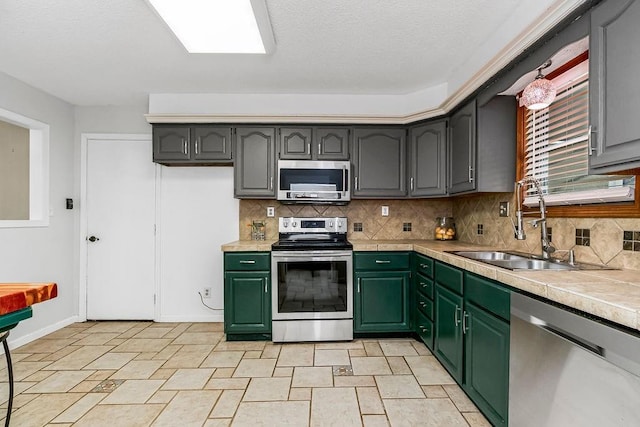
top-left (523, 64), bottom-right (635, 206)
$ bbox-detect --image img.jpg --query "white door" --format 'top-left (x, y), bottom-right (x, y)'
top-left (86, 136), bottom-right (156, 319)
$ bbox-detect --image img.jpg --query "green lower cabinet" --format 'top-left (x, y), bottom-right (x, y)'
top-left (224, 271), bottom-right (271, 335)
top-left (463, 302), bottom-right (509, 426)
top-left (415, 310), bottom-right (434, 349)
top-left (354, 271), bottom-right (411, 333)
top-left (434, 284), bottom-right (464, 383)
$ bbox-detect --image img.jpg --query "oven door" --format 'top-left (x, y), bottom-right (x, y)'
top-left (271, 250), bottom-right (353, 321)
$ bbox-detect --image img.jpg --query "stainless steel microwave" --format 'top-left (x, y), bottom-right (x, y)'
top-left (277, 160), bottom-right (350, 204)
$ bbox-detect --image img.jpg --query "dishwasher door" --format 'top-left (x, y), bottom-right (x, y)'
top-left (510, 293), bottom-right (640, 427)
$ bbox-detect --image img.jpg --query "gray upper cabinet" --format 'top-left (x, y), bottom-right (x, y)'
top-left (279, 127), bottom-right (313, 160)
top-left (352, 128), bottom-right (407, 198)
top-left (315, 127), bottom-right (350, 160)
top-left (279, 127), bottom-right (350, 160)
top-left (192, 126), bottom-right (233, 162)
top-left (448, 97), bottom-right (516, 194)
top-left (589, 0), bottom-right (640, 173)
top-left (234, 127), bottom-right (277, 198)
top-left (153, 125), bottom-right (232, 165)
top-left (408, 120), bottom-right (447, 197)
top-left (449, 101), bottom-right (476, 194)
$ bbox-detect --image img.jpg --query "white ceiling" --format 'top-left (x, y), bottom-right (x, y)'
top-left (0, 0), bottom-right (586, 108)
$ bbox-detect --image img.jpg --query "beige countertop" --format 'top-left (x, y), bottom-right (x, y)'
top-left (222, 239), bottom-right (640, 332)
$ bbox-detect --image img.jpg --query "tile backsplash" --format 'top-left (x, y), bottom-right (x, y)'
top-left (453, 193), bottom-right (640, 270)
top-left (239, 195), bottom-right (640, 270)
top-left (239, 199), bottom-right (453, 241)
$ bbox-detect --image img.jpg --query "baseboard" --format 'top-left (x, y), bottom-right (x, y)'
top-left (4, 315), bottom-right (81, 352)
top-left (157, 313), bottom-right (224, 323)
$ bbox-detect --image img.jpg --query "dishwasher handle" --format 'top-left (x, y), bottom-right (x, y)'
top-left (511, 292), bottom-right (640, 377)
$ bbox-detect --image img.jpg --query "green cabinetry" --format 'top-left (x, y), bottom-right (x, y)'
top-left (414, 253), bottom-right (435, 349)
top-left (354, 252), bottom-right (411, 333)
top-left (432, 261), bottom-right (510, 427)
top-left (224, 252), bottom-right (271, 338)
top-left (463, 273), bottom-right (510, 427)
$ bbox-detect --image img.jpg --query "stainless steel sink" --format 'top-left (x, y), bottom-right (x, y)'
top-left (447, 250), bottom-right (614, 271)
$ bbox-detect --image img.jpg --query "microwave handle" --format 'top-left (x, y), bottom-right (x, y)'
top-left (343, 167), bottom-right (349, 191)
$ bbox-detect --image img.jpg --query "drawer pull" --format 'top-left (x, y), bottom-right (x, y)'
top-left (421, 283), bottom-right (428, 288)
top-left (420, 263), bottom-right (428, 269)
top-left (419, 301), bottom-right (426, 307)
top-left (419, 325), bottom-right (427, 332)
top-left (239, 260), bottom-right (256, 264)
top-left (375, 260), bottom-right (391, 264)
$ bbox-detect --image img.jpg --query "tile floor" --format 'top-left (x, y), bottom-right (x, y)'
top-left (0, 322), bottom-right (490, 426)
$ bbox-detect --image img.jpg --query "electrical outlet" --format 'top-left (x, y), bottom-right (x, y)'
top-left (203, 288), bottom-right (211, 299)
top-left (267, 207), bottom-right (275, 217)
top-left (499, 202), bottom-right (509, 217)
top-left (381, 206), bottom-right (389, 216)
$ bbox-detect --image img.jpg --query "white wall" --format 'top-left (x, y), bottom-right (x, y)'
top-left (158, 167), bottom-right (238, 322)
top-left (0, 71), bottom-right (77, 346)
top-left (75, 105), bottom-right (239, 323)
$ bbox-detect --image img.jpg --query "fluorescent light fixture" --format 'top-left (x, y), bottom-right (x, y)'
top-left (147, 0), bottom-right (275, 54)
top-left (524, 186), bottom-right (635, 207)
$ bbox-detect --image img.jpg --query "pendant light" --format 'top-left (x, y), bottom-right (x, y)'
top-left (521, 60), bottom-right (556, 110)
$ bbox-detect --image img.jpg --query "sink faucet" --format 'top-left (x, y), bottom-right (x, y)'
top-left (511, 176), bottom-right (556, 259)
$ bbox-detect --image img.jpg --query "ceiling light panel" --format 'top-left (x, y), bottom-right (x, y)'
top-left (148, 0), bottom-right (268, 53)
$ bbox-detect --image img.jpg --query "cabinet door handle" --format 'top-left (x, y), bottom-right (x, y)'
top-left (454, 306), bottom-right (462, 326)
top-left (588, 125), bottom-right (596, 155)
top-left (239, 260), bottom-right (256, 264)
top-left (375, 260), bottom-right (391, 264)
top-left (410, 177), bottom-right (414, 191)
top-left (355, 177), bottom-right (358, 191)
top-left (264, 278), bottom-right (268, 293)
top-left (468, 166), bottom-right (474, 183)
top-left (357, 278), bottom-right (361, 293)
top-left (182, 139), bottom-right (188, 155)
top-left (463, 311), bottom-right (469, 333)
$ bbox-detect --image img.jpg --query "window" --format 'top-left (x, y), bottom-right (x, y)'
top-left (0, 108), bottom-right (50, 227)
top-left (517, 52), bottom-right (638, 217)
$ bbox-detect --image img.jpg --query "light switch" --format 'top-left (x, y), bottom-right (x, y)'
top-left (267, 207), bottom-right (275, 217)
top-left (382, 206), bottom-right (389, 216)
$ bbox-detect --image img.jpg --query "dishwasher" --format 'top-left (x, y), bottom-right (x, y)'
top-left (510, 293), bottom-right (640, 426)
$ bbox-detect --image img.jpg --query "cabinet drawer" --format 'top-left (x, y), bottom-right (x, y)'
top-left (416, 292), bottom-right (434, 320)
top-left (465, 273), bottom-right (510, 321)
top-left (415, 254), bottom-right (434, 278)
top-left (435, 261), bottom-right (464, 294)
top-left (416, 273), bottom-right (434, 299)
top-left (225, 252), bottom-right (270, 271)
top-left (415, 311), bottom-right (434, 350)
top-left (354, 252), bottom-right (411, 270)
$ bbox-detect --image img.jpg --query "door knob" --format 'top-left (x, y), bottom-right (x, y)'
top-left (87, 236), bottom-right (100, 242)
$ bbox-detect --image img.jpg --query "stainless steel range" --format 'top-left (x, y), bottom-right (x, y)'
top-left (271, 217), bottom-right (353, 342)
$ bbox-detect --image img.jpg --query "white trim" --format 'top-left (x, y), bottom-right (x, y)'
top-left (157, 313), bottom-right (224, 323)
top-left (524, 186), bottom-right (635, 207)
top-left (3, 316), bottom-right (80, 352)
top-left (78, 133), bottom-right (156, 322)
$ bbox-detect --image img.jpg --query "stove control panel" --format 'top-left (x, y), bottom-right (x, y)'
top-left (279, 217), bottom-right (347, 234)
